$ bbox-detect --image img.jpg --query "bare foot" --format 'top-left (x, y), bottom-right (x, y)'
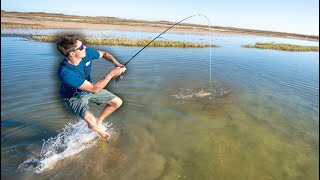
top-left (99, 131), bottom-right (111, 141)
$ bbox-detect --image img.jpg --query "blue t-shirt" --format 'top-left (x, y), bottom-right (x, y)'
top-left (58, 48), bottom-right (100, 98)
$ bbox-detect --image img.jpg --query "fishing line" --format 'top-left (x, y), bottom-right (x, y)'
top-left (118, 14), bottom-right (213, 89)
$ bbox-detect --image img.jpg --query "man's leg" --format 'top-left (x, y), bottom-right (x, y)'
top-left (96, 96), bottom-right (123, 125)
top-left (83, 111), bottom-right (111, 139)
top-left (63, 93), bottom-right (113, 140)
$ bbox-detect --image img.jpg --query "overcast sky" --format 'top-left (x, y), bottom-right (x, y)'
top-left (2, 0), bottom-right (319, 35)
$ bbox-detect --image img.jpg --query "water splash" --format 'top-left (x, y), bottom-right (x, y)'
top-left (18, 119), bottom-right (113, 173)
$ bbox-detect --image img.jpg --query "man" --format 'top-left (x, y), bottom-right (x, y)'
top-left (57, 34), bottom-right (126, 140)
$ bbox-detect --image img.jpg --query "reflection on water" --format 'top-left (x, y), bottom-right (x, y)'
top-left (2, 28), bottom-right (319, 47)
top-left (1, 34), bottom-right (319, 180)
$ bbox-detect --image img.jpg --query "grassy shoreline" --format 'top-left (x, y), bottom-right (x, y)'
top-left (242, 42), bottom-right (319, 52)
top-left (30, 35), bottom-right (217, 48)
top-left (2, 10), bottom-right (319, 42)
top-left (6, 35), bottom-right (319, 51)
top-left (28, 36), bottom-right (320, 51)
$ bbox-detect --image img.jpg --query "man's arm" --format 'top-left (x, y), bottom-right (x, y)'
top-left (98, 50), bottom-right (123, 67)
top-left (78, 67), bottom-right (123, 93)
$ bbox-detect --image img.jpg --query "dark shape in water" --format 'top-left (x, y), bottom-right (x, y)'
top-left (172, 88), bottom-right (238, 100)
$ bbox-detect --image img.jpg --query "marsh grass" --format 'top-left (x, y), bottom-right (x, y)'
top-left (30, 35), bottom-right (216, 48)
top-left (242, 42), bottom-right (319, 52)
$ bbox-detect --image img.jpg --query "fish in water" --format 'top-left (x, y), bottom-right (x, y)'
top-left (172, 88), bottom-right (238, 100)
top-left (194, 90), bottom-right (212, 97)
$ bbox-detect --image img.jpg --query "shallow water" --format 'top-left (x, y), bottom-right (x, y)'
top-left (1, 32), bottom-right (319, 180)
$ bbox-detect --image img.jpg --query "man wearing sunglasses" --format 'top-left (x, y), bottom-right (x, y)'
top-left (57, 34), bottom-right (126, 140)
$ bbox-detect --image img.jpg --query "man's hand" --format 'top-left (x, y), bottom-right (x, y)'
top-left (115, 63), bottom-right (124, 68)
top-left (116, 66), bottom-right (126, 82)
top-left (109, 67), bottom-right (123, 77)
top-left (108, 66), bottom-right (127, 82)
top-left (120, 66), bottom-right (126, 73)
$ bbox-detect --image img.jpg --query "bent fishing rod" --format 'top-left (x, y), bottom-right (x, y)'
top-left (116, 14), bottom-right (212, 86)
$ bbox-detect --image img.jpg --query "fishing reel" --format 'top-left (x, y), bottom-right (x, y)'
top-left (115, 66), bottom-right (125, 82)
top-left (115, 74), bottom-right (123, 82)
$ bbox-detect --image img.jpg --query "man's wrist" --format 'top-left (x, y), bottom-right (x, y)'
top-left (105, 74), bottom-right (113, 80)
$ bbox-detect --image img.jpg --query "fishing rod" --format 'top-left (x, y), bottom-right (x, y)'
top-left (116, 14), bottom-right (212, 89)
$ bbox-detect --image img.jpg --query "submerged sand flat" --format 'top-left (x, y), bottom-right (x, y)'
top-left (1, 10), bottom-right (318, 42)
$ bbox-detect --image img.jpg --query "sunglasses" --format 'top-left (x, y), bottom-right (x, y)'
top-left (74, 44), bottom-right (85, 51)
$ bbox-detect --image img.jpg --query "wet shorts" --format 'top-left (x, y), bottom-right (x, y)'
top-left (62, 89), bottom-right (116, 119)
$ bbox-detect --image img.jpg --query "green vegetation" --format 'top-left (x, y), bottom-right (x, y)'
top-left (30, 35), bottom-right (217, 48)
top-left (242, 42), bottom-right (319, 52)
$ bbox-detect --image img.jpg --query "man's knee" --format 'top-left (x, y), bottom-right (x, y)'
top-left (108, 97), bottom-right (123, 108)
top-left (114, 97), bottom-right (123, 108)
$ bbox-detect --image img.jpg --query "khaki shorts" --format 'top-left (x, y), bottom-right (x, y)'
top-left (62, 89), bottom-right (116, 119)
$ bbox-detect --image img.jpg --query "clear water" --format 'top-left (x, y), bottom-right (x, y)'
top-left (1, 31), bottom-right (319, 180)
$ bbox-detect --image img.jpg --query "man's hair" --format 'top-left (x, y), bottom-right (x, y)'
top-left (56, 34), bottom-right (80, 57)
